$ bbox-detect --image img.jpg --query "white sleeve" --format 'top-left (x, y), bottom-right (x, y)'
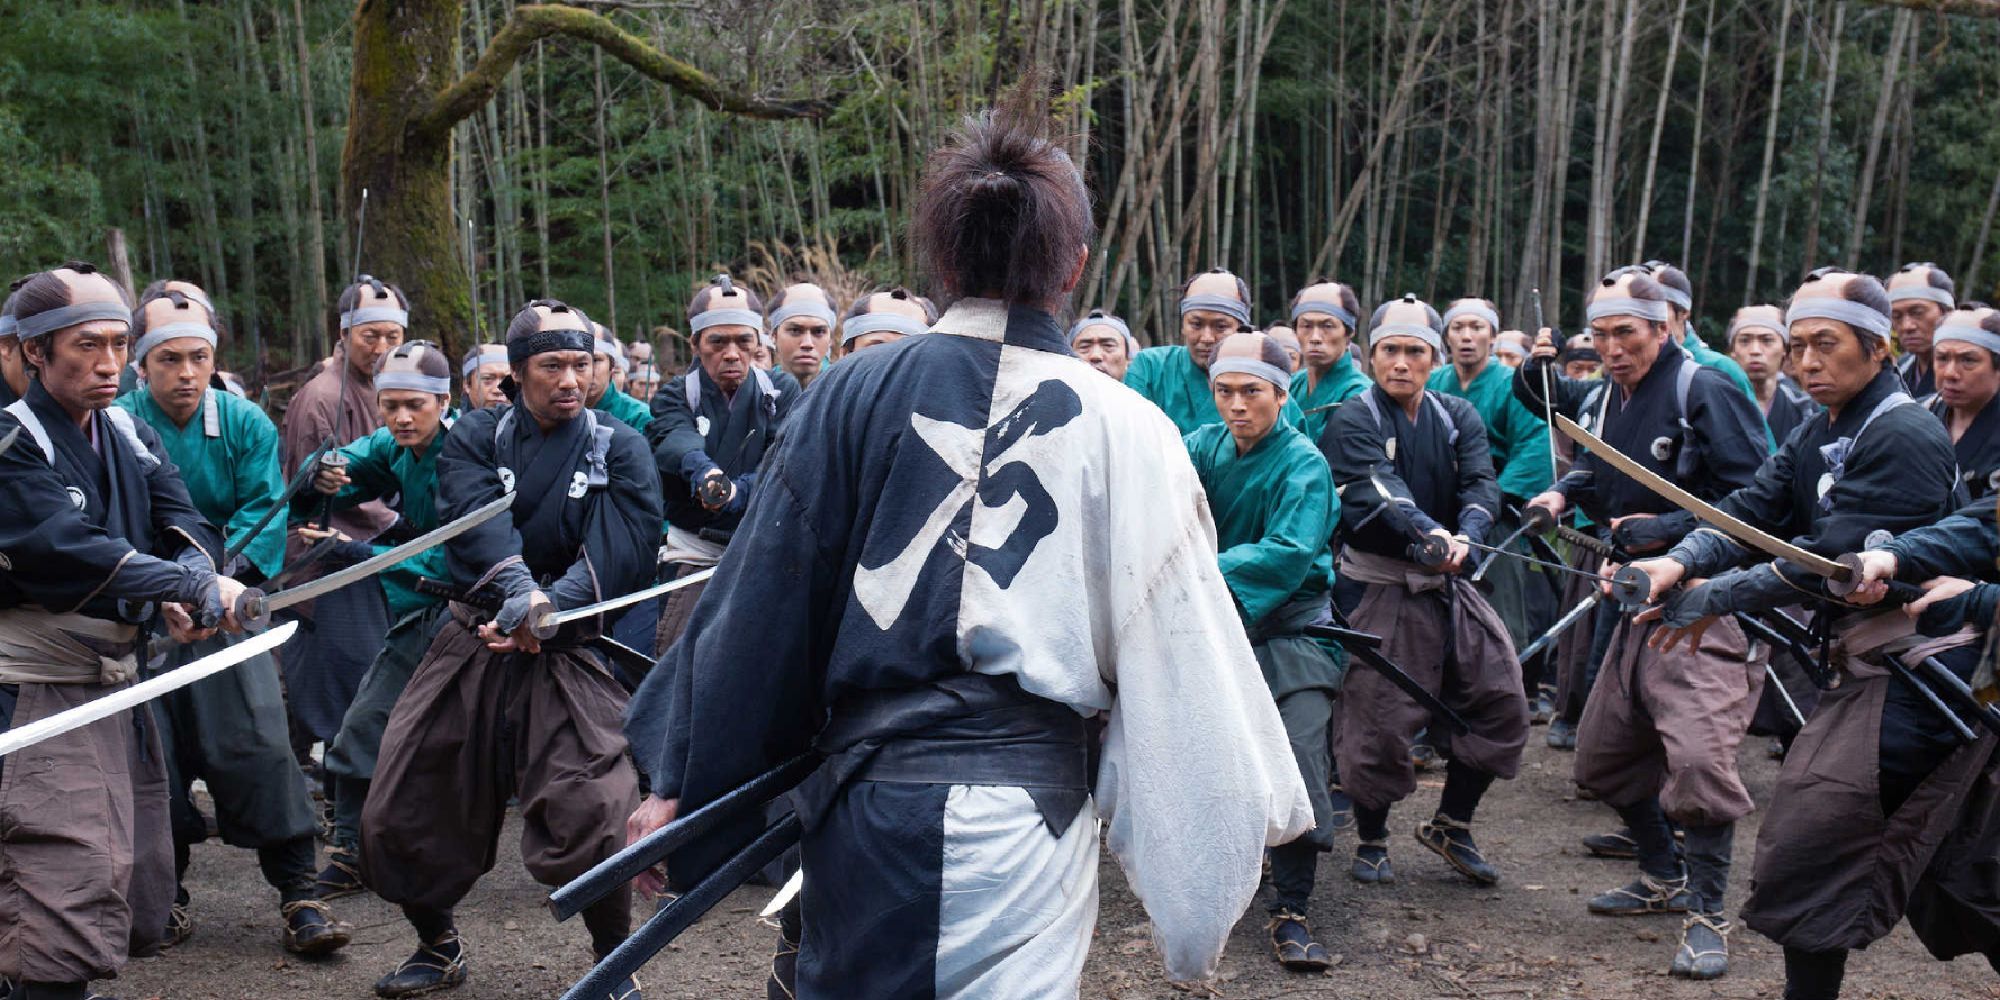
top-left (1093, 450), bottom-right (1316, 982)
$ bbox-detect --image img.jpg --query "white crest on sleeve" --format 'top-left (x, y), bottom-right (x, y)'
top-left (567, 471), bottom-right (589, 499)
top-left (67, 486), bottom-right (86, 511)
top-left (497, 467), bottom-right (517, 494)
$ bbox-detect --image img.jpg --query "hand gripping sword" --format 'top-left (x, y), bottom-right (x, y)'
top-left (231, 493), bottom-right (513, 631)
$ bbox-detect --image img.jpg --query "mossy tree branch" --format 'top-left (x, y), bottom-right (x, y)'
top-left (414, 4), bottom-right (827, 141)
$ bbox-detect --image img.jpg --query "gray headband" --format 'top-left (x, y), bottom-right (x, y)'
top-left (768, 302), bottom-right (838, 331)
top-left (1290, 299), bottom-right (1357, 329)
top-left (1072, 318), bottom-right (1136, 354)
top-left (461, 346), bottom-right (508, 379)
top-left (689, 308), bottom-right (765, 335)
top-left (1440, 302), bottom-right (1501, 335)
top-left (375, 372), bottom-right (451, 395)
top-left (0, 316), bottom-right (17, 340)
top-left (1585, 297), bottom-right (1671, 324)
top-left (592, 338), bottom-right (629, 373)
top-left (134, 322), bottom-right (217, 364)
top-left (1727, 317), bottom-right (1788, 347)
top-left (1208, 356), bottom-right (1291, 389)
top-left (1370, 324), bottom-right (1443, 352)
top-left (1934, 322), bottom-right (2000, 356)
top-left (16, 300), bottom-right (133, 339)
top-left (841, 312), bottom-right (929, 345)
top-left (1493, 340), bottom-right (1526, 359)
top-left (1888, 285), bottom-right (1955, 310)
top-left (1659, 285), bottom-right (1693, 311)
top-left (341, 305), bottom-right (409, 330)
top-left (1180, 293), bottom-right (1252, 327)
top-left (1787, 298), bottom-right (1893, 341)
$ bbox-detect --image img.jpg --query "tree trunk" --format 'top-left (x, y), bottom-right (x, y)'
top-left (1846, 7), bottom-right (1911, 270)
top-left (594, 46), bottom-right (617, 333)
top-left (1743, 0), bottom-right (1794, 305)
top-left (1800, 0), bottom-right (1845, 274)
top-left (292, 0), bottom-right (329, 352)
top-left (1631, 0), bottom-right (1689, 261)
top-left (105, 229), bottom-right (137, 305)
top-left (1965, 160), bottom-right (2000, 294)
top-left (1681, 0), bottom-right (1716, 266)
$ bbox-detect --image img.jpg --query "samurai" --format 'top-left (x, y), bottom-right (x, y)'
top-left (277, 277), bottom-right (410, 759)
top-left (0, 262), bottom-right (247, 1000)
top-left (1926, 305), bottom-right (2000, 502)
top-left (301, 342), bottom-right (457, 903)
top-left (837, 287), bottom-right (936, 356)
top-left (358, 301), bottom-right (660, 999)
top-left (461, 343), bottom-right (511, 411)
top-left (646, 277), bottom-right (802, 656)
top-left (113, 281), bottom-right (350, 958)
top-left (1125, 267), bottom-right (1303, 435)
top-left (1514, 267), bottom-right (1770, 980)
top-left (1728, 305), bottom-right (1819, 445)
top-left (1322, 294), bottom-right (1528, 891)
top-left (767, 282), bottom-right (838, 387)
top-left (589, 321), bottom-right (653, 433)
top-left (1186, 332), bottom-right (1343, 971)
top-left (1887, 262), bottom-right (1954, 399)
top-left (624, 92), bottom-right (1313, 999)
top-left (1625, 268), bottom-right (1968, 999)
top-left (1068, 309), bottom-right (1137, 381)
top-left (0, 288), bottom-right (28, 406)
top-left (1288, 280), bottom-right (1369, 443)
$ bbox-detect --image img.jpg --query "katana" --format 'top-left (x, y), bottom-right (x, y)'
top-left (1906, 653), bottom-right (2000, 740)
top-left (550, 753), bottom-right (820, 921)
top-left (221, 436), bottom-right (332, 568)
top-left (1531, 287), bottom-right (1560, 480)
top-left (1470, 505), bottom-right (1554, 584)
top-left (1302, 623), bottom-right (1473, 735)
top-left (1763, 664), bottom-right (1808, 731)
top-left (1553, 413), bottom-right (1849, 581)
top-left (531, 567), bottom-right (717, 637)
top-left (233, 493), bottom-right (513, 631)
top-left (560, 813), bottom-right (801, 1000)
top-left (1728, 615), bottom-right (1813, 730)
top-left (1517, 593), bottom-right (1599, 665)
top-left (0, 622), bottom-right (298, 758)
top-left (0, 426), bottom-right (17, 457)
top-left (1411, 533), bottom-right (1650, 607)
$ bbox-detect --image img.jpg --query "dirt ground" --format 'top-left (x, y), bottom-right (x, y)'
top-left (118, 737), bottom-right (1996, 1000)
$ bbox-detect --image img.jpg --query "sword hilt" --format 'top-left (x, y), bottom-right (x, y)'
top-left (528, 593), bottom-right (559, 640)
top-left (1608, 565), bottom-right (1651, 610)
top-left (1408, 534), bottom-right (1451, 569)
top-left (1521, 504), bottom-right (1555, 535)
top-left (1826, 552), bottom-right (1923, 602)
top-left (234, 588), bottom-right (272, 633)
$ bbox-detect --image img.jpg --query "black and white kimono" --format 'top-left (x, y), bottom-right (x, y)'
top-left (359, 404), bottom-right (660, 916)
top-left (626, 299), bottom-right (1313, 998)
top-left (1661, 369), bottom-right (1970, 954)
top-left (0, 385), bottom-right (223, 984)
top-left (1929, 392), bottom-right (2000, 502)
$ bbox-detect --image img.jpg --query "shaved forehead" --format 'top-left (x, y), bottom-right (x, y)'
top-left (782, 283), bottom-right (831, 307)
top-left (1887, 267), bottom-right (1943, 292)
top-left (1213, 331), bottom-right (1292, 372)
top-left (1794, 271), bottom-right (1863, 304)
top-left (1265, 325), bottom-right (1300, 350)
top-left (1188, 271), bottom-right (1246, 302)
top-left (1940, 306), bottom-right (1998, 332)
top-left (858, 293), bottom-right (929, 322)
top-left (139, 295), bottom-right (210, 330)
top-left (534, 306), bottom-right (588, 332)
top-left (1593, 272), bottom-right (1648, 302)
top-left (56, 269), bottom-right (127, 307)
top-left (1376, 299), bottom-right (1433, 328)
top-left (1297, 282), bottom-right (1348, 303)
top-left (1732, 305), bottom-right (1784, 331)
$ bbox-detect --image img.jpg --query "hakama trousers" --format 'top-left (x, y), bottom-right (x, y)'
top-left (324, 605), bottom-right (447, 854)
top-left (358, 617), bottom-right (639, 914)
top-left (0, 683), bottom-right (173, 984)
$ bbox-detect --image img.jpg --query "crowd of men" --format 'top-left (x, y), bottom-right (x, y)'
top-left (1, 116), bottom-right (1998, 1000)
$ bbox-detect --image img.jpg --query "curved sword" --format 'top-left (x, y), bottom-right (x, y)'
top-left (233, 493), bottom-right (514, 631)
top-left (1551, 413), bottom-right (1846, 580)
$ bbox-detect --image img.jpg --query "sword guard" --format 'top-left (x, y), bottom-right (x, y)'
top-left (1521, 504), bottom-right (1555, 535)
top-left (235, 588), bottom-right (272, 633)
top-left (1609, 565), bottom-right (1651, 609)
top-left (1409, 534), bottom-right (1450, 569)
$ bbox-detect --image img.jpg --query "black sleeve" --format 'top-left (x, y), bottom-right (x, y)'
top-left (547, 426), bottom-right (663, 611)
top-left (1321, 400), bottom-right (1433, 543)
top-left (1446, 396), bottom-right (1501, 545)
top-left (436, 408), bottom-right (533, 595)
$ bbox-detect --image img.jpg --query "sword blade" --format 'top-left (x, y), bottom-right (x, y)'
top-left (546, 567), bottom-right (718, 629)
top-left (0, 622), bottom-right (298, 758)
top-left (251, 493), bottom-right (514, 620)
top-left (1551, 413), bottom-right (1846, 579)
top-left (1517, 593), bottom-right (1599, 665)
top-left (0, 426), bottom-right (17, 457)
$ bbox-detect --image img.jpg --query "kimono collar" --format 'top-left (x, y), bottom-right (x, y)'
top-left (930, 299), bottom-right (1070, 355)
top-left (1815, 369), bottom-right (1915, 513)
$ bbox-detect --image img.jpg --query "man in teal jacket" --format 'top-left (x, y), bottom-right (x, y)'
top-left (1126, 267), bottom-right (1303, 434)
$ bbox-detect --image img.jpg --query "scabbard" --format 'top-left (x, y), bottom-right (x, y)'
top-left (1302, 623), bottom-right (1472, 735)
top-left (548, 753), bottom-right (819, 921)
top-left (560, 813), bottom-right (802, 1000)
